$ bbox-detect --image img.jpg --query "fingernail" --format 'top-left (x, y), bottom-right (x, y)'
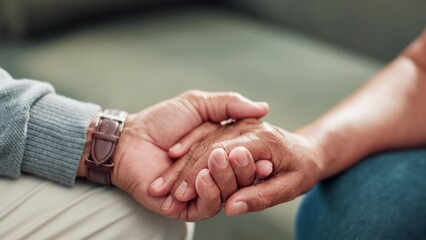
top-left (265, 165), bottom-right (273, 176)
top-left (231, 201), bottom-right (248, 216)
top-left (215, 152), bottom-right (228, 169)
top-left (175, 181), bottom-right (188, 199)
top-left (161, 195), bottom-right (173, 211)
top-left (236, 150), bottom-right (249, 167)
top-left (202, 171), bottom-right (215, 186)
top-left (169, 143), bottom-right (182, 152)
top-left (151, 177), bottom-right (164, 189)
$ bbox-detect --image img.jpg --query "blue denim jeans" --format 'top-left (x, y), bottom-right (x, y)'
top-left (296, 148), bottom-right (426, 239)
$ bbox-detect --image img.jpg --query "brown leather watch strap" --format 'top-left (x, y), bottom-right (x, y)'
top-left (85, 109), bottom-right (128, 185)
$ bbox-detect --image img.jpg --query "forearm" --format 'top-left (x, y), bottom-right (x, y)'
top-left (0, 68), bottom-right (100, 185)
top-left (297, 31), bottom-right (426, 179)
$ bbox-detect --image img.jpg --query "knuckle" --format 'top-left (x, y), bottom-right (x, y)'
top-left (227, 91), bottom-right (243, 100)
top-left (211, 142), bottom-right (227, 150)
top-left (258, 125), bottom-right (281, 141)
top-left (181, 90), bottom-right (205, 102)
top-left (258, 125), bottom-right (286, 154)
top-left (255, 192), bottom-right (268, 211)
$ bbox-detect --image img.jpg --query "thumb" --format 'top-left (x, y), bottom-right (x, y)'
top-left (182, 90), bottom-right (269, 123)
top-left (224, 173), bottom-right (302, 216)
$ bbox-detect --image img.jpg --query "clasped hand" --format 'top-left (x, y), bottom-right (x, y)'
top-left (109, 90), bottom-right (325, 221)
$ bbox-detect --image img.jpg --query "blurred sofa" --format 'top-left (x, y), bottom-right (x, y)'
top-left (0, 1), bottom-right (424, 239)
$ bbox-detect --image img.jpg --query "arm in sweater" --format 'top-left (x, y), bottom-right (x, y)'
top-left (0, 68), bottom-right (100, 186)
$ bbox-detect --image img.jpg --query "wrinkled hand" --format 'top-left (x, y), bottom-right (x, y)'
top-left (109, 91), bottom-right (269, 221)
top-left (150, 118), bottom-right (325, 216)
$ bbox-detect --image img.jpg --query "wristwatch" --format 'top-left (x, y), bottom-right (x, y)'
top-left (85, 109), bottom-right (128, 185)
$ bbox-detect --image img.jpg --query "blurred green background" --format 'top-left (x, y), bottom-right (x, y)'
top-left (0, 0), bottom-right (424, 239)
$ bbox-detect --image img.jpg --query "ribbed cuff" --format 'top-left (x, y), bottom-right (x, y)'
top-left (22, 94), bottom-right (101, 186)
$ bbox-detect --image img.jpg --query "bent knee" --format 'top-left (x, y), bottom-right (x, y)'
top-left (296, 149), bottom-right (426, 240)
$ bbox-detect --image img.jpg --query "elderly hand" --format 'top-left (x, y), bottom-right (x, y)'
top-left (80, 91), bottom-right (269, 221)
top-left (150, 119), bottom-right (325, 216)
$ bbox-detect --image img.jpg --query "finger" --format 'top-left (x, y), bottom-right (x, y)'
top-left (149, 158), bottom-right (188, 197)
top-left (228, 147), bottom-right (256, 187)
top-left (168, 130), bottom-right (238, 202)
top-left (171, 147), bottom-right (238, 202)
top-left (182, 90), bottom-right (269, 123)
top-left (159, 194), bottom-right (188, 219)
top-left (171, 165), bottom-right (203, 202)
top-left (169, 122), bottom-right (220, 159)
top-left (168, 133), bottom-right (273, 201)
top-left (129, 183), bottom-right (187, 219)
top-left (207, 148), bottom-right (238, 202)
top-left (169, 127), bottom-right (277, 202)
top-left (167, 148), bottom-right (217, 202)
top-left (182, 169), bottom-right (222, 221)
top-left (224, 173), bottom-right (303, 217)
top-left (255, 160), bottom-right (273, 180)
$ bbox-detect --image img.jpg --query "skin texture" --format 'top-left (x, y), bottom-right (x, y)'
top-left (151, 30), bottom-right (426, 217)
top-left (77, 90), bottom-right (269, 221)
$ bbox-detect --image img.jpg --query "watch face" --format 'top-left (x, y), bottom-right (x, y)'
top-left (102, 109), bottom-right (128, 123)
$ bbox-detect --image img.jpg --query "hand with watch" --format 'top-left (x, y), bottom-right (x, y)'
top-left (77, 90), bottom-right (269, 221)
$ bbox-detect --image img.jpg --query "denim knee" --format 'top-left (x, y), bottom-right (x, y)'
top-left (296, 148), bottom-right (426, 240)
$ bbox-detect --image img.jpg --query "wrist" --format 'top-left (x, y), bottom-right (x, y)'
top-left (110, 113), bottom-right (140, 186)
top-left (294, 124), bottom-right (331, 180)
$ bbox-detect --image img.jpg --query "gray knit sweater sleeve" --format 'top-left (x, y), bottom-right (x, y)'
top-left (0, 68), bottom-right (101, 186)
